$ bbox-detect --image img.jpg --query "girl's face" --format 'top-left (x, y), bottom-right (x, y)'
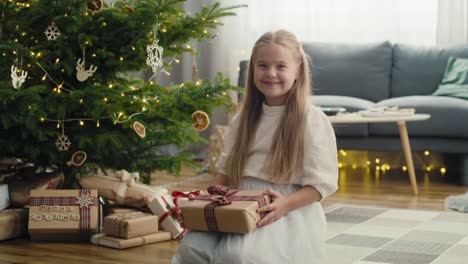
top-left (253, 44), bottom-right (300, 106)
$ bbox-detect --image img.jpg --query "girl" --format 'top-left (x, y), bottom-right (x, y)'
top-left (172, 30), bottom-right (338, 264)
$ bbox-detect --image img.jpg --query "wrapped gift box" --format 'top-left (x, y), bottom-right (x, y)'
top-left (105, 206), bottom-right (146, 216)
top-left (91, 231), bottom-right (171, 249)
top-left (0, 184), bottom-right (9, 211)
top-left (103, 214), bottom-right (158, 239)
top-left (28, 189), bottom-right (99, 241)
top-left (148, 195), bottom-right (186, 239)
top-left (0, 208), bottom-right (28, 241)
top-left (8, 172), bottom-right (64, 207)
top-left (179, 189), bottom-right (270, 234)
top-left (79, 169), bottom-right (167, 208)
top-left (107, 211), bottom-right (147, 219)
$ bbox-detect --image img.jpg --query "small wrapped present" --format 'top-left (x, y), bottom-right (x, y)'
top-left (28, 189), bottom-right (99, 241)
top-left (107, 211), bottom-right (147, 219)
top-left (8, 172), bottom-right (64, 207)
top-left (179, 185), bottom-right (270, 234)
top-left (79, 169), bottom-right (167, 208)
top-left (0, 208), bottom-right (28, 241)
top-left (105, 206), bottom-right (146, 216)
top-left (91, 231), bottom-right (171, 249)
top-left (103, 214), bottom-right (158, 239)
top-left (0, 184), bottom-right (9, 212)
top-left (147, 195), bottom-right (186, 239)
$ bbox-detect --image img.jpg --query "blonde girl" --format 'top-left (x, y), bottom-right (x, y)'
top-left (173, 30), bottom-right (338, 264)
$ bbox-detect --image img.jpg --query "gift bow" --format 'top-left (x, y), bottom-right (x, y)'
top-left (206, 185), bottom-right (237, 205)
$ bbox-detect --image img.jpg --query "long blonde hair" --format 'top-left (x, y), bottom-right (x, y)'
top-left (225, 30), bottom-right (312, 188)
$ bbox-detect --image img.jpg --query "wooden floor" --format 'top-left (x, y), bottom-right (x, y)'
top-left (1, 166), bottom-right (467, 264)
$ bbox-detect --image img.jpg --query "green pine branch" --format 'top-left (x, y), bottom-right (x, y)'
top-left (0, 0), bottom-right (245, 185)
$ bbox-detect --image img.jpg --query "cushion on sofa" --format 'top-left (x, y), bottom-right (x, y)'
top-left (303, 41), bottom-right (392, 102)
top-left (311, 95), bottom-right (375, 137)
top-left (238, 60), bottom-right (249, 87)
top-left (433, 57), bottom-right (468, 100)
top-left (391, 44), bottom-right (468, 97)
top-left (369, 96), bottom-right (468, 139)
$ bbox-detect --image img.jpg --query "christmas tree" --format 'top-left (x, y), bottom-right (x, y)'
top-left (0, 0), bottom-right (242, 184)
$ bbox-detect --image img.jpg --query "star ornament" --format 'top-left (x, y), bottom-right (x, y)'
top-left (75, 194), bottom-right (94, 208)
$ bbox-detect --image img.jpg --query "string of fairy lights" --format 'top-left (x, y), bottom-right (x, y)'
top-left (337, 149), bottom-right (447, 175)
top-left (5, 1), bottom-right (225, 120)
top-left (3, 0), bottom-right (225, 166)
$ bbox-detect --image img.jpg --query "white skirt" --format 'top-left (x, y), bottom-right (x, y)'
top-left (172, 177), bottom-right (327, 264)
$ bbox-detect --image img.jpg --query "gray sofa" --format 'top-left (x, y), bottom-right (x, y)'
top-left (238, 42), bottom-right (468, 185)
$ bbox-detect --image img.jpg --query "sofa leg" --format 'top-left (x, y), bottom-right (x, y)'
top-left (461, 154), bottom-right (468, 186)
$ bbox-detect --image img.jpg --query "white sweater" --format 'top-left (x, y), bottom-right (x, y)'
top-left (216, 102), bottom-right (338, 199)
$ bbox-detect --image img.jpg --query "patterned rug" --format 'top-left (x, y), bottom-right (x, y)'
top-left (325, 204), bottom-right (468, 264)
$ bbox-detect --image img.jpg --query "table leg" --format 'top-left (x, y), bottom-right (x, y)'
top-left (397, 121), bottom-right (418, 194)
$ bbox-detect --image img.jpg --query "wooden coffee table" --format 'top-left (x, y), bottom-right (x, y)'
top-left (328, 113), bottom-right (431, 194)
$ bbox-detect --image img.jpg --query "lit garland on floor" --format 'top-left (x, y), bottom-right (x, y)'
top-left (337, 149), bottom-right (447, 175)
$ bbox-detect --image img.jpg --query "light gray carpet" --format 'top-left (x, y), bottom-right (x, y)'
top-left (325, 204), bottom-right (468, 264)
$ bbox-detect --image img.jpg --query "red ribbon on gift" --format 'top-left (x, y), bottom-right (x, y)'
top-left (171, 190), bottom-right (201, 206)
top-left (29, 189), bottom-right (97, 231)
top-left (159, 196), bottom-right (180, 224)
top-left (158, 195), bottom-right (186, 239)
top-left (193, 185), bottom-right (268, 232)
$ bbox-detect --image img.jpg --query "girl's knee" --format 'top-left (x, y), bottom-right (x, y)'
top-left (174, 231), bottom-right (220, 264)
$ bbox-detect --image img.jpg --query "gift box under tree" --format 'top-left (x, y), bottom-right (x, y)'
top-left (28, 189), bottom-right (99, 241)
top-left (103, 213), bottom-right (158, 239)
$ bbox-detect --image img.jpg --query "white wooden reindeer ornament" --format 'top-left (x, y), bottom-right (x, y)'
top-left (11, 65), bottom-right (28, 89)
top-left (76, 58), bottom-right (97, 82)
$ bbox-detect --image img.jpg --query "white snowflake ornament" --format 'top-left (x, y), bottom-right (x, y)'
top-left (10, 65), bottom-right (27, 89)
top-left (75, 193), bottom-right (94, 208)
top-left (76, 58), bottom-right (97, 82)
top-left (56, 134), bottom-right (71, 151)
top-left (146, 40), bottom-right (164, 73)
top-left (44, 23), bottom-right (61, 41)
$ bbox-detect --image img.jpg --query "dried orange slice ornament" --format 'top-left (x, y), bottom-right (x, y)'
top-left (66, 151), bottom-right (87, 167)
top-left (121, 6), bottom-right (134, 14)
top-left (87, 0), bottom-right (103, 13)
top-left (192, 110), bottom-right (210, 131)
top-left (132, 121), bottom-right (146, 138)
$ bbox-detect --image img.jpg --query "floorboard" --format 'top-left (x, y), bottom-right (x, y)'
top-left (1, 166), bottom-right (466, 264)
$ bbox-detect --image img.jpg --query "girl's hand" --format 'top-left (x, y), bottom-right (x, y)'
top-left (256, 189), bottom-right (289, 227)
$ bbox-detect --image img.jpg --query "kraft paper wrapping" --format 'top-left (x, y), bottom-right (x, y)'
top-left (91, 231), bottom-right (171, 249)
top-left (105, 207), bottom-right (145, 216)
top-left (28, 189), bottom-right (99, 241)
top-left (0, 184), bottom-right (9, 212)
top-left (103, 214), bottom-right (158, 239)
top-left (8, 172), bottom-right (64, 207)
top-left (79, 169), bottom-right (168, 208)
top-left (0, 208), bottom-right (28, 241)
top-left (147, 195), bottom-right (186, 239)
top-left (179, 190), bottom-right (270, 234)
top-left (107, 211), bottom-right (147, 219)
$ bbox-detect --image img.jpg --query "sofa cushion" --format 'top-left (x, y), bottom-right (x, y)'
top-left (311, 95), bottom-right (375, 137)
top-left (369, 96), bottom-right (468, 139)
top-left (238, 60), bottom-right (249, 87)
top-left (433, 57), bottom-right (468, 100)
top-left (391, 44), bottom-right (468, 97)
top-left (303, 41), bottom-right (392, 102)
